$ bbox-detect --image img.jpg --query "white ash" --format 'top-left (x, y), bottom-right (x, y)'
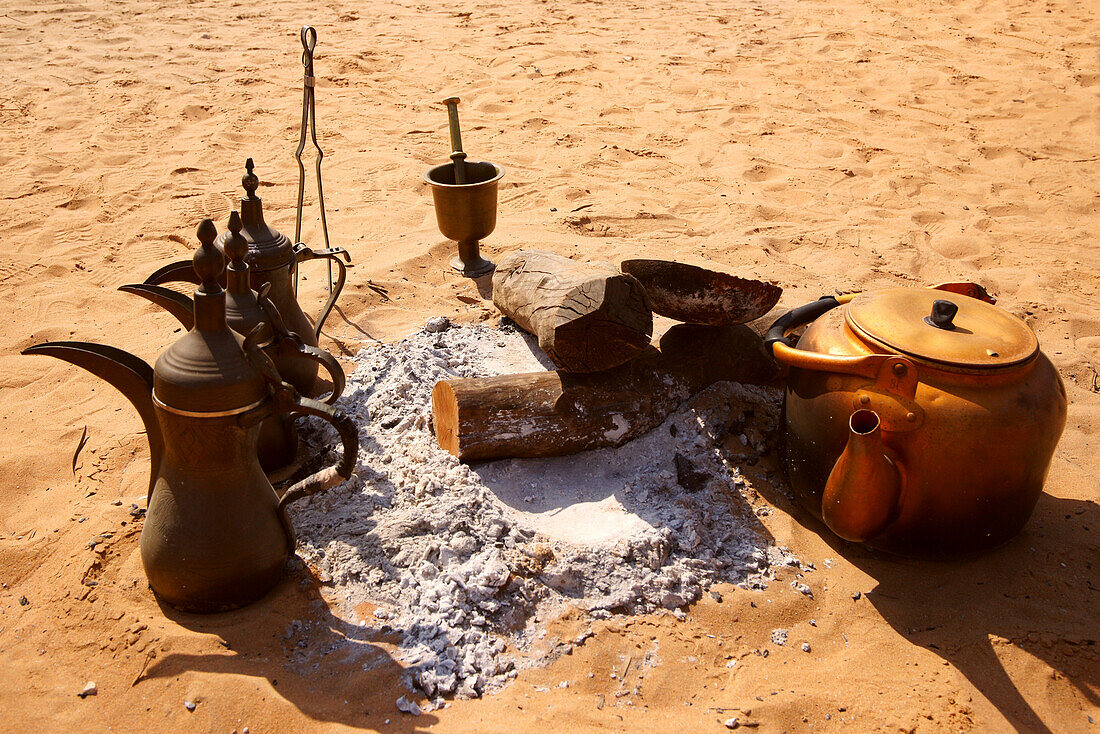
top-left (289, 321), bottom-right (794, 705)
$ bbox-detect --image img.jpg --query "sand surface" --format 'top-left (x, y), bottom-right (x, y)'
top-left (1, 0), bottom-right (1098, 731)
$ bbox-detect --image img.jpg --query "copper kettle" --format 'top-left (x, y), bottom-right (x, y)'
top-left (120, 210), bottom-right (345, 473)
top-left (144, 159), bottom-right (351, 398)
top-left (22, 220), bottom-right (360, 612)
top-left (765, 284), bottom-right (1066, 558)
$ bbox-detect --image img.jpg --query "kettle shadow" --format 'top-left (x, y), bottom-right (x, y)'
top-left (756, 474), bottom-right (1098, 733)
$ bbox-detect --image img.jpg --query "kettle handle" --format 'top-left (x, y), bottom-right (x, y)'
top-left (292, 243), bottom-right (352, 339)
top-left (765, 295), bottom-right (919, 399)
top-left (765, 282), bottom-right (993, 354)
top-left (764, 295), bottom-right (843, 351)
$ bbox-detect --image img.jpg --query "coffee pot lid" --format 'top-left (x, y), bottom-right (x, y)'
top-left (153, 219), bottom-right (268, 413)
top-left (845, 287), bottom-right (1039, 369)
top-left (215, 159), bottom-right (294, 272)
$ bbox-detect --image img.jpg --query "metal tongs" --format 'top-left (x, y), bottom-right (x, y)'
top-left (293, 25), bottom-right (351, 297)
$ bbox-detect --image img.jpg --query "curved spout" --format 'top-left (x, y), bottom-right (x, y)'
top-left (21, 342), bottom-right (162, 503)
top-left (119, 284), bottom-right (195, 330)
top-left (821, 409), bottom-right (903, 542)
top-left (144, 259), bottom-right (203, 287)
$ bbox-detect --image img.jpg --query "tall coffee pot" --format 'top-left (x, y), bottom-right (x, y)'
top-left (23, 219), bottom-right (359, 612)
top-left (121, 211), bottom-right (345, 472)
top-left (144, 159), bottom-right (351, 397)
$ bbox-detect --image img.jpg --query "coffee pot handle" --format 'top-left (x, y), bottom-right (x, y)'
top-left (242, 325), bottom-right (359, 544)
top-left (257, 282), bottom-right (345, 405)
top-left (292, 243), bottom-right (352, 339)
top-left (295, 344), bottom-right (345, 406)
top-left (276, 394), bottom-right (359, 513)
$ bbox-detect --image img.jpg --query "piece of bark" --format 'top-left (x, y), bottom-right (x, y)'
top-left (491, 250), bottom-right (653, 373)
top-left (620, 258), bottom-right (782, 326)
top-left (431, 323), bottom-right (782, 462)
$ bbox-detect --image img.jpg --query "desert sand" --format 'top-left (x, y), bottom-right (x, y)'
top-left (1, 0), bottom-right (1097, 731)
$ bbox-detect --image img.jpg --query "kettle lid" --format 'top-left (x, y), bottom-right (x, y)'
top-left (846, 287), bottom-right (1039, 369)
top-left (214, 159), bottom-right (294, 273)
top-left (153, 219), bottom-right (268, 413)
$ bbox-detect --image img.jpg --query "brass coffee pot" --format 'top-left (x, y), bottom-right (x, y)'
top-left (23, 220), bottom-right (359, 612)
top-left (144, 159), bottom-right (351, 397)
top-left (766, 284), bottom-right (1066, 558)
top-left (120, 211), bottom-right (345, 473)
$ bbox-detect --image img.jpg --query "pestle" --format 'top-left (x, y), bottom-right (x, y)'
top-left (442, 96), bottom-right (468, 184)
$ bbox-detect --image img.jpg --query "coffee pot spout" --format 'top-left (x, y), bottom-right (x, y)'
top-left (821, 409), bottom-right (904, 542)
top-left (21, 342), bottom-right (163, 501)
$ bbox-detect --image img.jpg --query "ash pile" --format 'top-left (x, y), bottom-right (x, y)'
top-left (290, 320), bottom-right (798, 707)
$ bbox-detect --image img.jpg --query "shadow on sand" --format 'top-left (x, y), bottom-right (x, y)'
top-left (758, 475), bottom-right (1098, 733)
top-left (139, 560), bottom-right (440, 731)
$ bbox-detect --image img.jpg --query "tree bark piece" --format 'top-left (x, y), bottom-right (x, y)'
top-left (620, 258), bottom-right (782, 326)
top-left (432, 324), bottom-right (782, 462)
top-left (491, 250), bottom-right (653, 373)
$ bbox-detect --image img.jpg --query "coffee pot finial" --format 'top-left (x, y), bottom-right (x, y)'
top-left (243, 158), bottom-right (259, 199)
top-left (225, 211), bottom-right (247, 266)
top-left (193, 218), bottom-right (224, 295)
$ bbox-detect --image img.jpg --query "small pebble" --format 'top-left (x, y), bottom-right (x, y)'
top-left (396, 695), bottom-right (422, 716)
top-left (852, 591), bottom-right (861, 600)
top-left (184, 700), bottom-right (196, 712)
top-left (724, 717), bottom-right (740, 729)
top-left (78, 681), bottom-right (97, 698)
top-left (18, 595), bottom-right (28, 606)
top-left (425, 316), bottom-right (451, 333)
top-left (790, 581), bottom-right (813, 598)
top-left (801, 642), bottom-right (811, 653)
top-left (710, 590), bottom-right (723, 603)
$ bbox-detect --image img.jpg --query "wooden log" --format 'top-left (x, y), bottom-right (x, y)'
top-left (432, 323), bottom-right (782, 461)
top-left (491, 250), bottom-right (653, 373)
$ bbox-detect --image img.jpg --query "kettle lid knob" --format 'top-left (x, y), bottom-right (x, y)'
top-left (925, 299), bottom-right (958, 330)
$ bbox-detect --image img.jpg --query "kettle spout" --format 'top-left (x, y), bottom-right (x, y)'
top-left (21, 342), bottom-right (163, 502)
top-left (821, 409), bottom-right (903, 543)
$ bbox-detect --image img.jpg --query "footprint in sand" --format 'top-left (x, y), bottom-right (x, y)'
top-left (911, 210), bottom-right (946, 226)
top-left (929, 233), bottom-right (981, 260)
top-left (743, 164), bottom-right (777, 182)
top-left (1075, 335), bottom-right (1100, 361)
top-left (978, 145), bottom-right (1017, 161)
top-left (1070, 316), bottom-right (1100, 361)
top-left (180, 104), bottom-right (213, 121)
top-left (814, 142), bottom-right (845, 159)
